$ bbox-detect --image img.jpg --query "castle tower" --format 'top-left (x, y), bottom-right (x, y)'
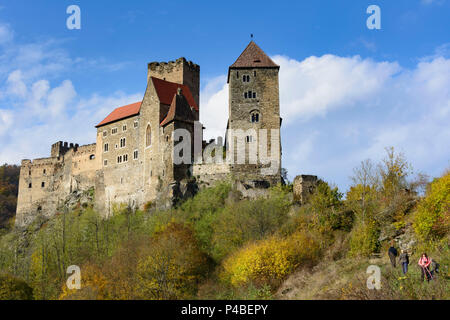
top-left (148, 57), bottom-right (200, 109)
top-left (227, 41), bottom-right (282, 184)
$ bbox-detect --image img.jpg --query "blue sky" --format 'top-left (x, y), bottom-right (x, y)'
top-left (0, 0), bottom-right (449, 191)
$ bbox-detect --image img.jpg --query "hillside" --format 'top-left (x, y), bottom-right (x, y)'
top-left (0, 165), bottom-right (20, 230)
top-left (0, 149), bottom-right (449, 300)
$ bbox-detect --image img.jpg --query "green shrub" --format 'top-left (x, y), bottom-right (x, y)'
top-left (0, 274), bottom-right (33, 300)
top-left (348, 220), bottom-right (380, 257)
top-left (414, 171), bottom-right (450, 240)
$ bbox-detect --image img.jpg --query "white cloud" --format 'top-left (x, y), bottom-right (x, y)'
top-left (0, 22), bottom-right (141, 164)
top-left (273, 54), bottom-right (400, 122)
top-left (0, 23), bottom-right (13, 44)
top-left (200, 75), bottom-right (228, 141)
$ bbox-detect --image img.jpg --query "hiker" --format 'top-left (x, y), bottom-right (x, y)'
top-left (418, 253), bottom-right (433, 282)
top-left (398, 249), bottom-right (409, 275)
top-left (388, 242), bottom-right (398, 267)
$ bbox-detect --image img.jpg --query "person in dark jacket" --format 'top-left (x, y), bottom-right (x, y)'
top-left (398, 249), bottom-right (409, 275)
top-left (388, 242), bottom-right (398, 267)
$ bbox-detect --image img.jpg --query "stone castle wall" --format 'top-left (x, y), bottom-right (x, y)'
top-left (16, 142), bottom-right (99, 227)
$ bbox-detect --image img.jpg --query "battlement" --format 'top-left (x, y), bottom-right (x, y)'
top-left (51, 141), bottom-right (81, 158)
top-left (148, 57), bottom-right (200, 108)
top-left (148, 57), bottom-right (200, 73)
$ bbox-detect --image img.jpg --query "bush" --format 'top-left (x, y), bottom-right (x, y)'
top-left (414, 171), bottom-right (450, 241)
top-left (348, 221), bottom-right (380, 257)
top-left (0, 274), bottom-right (33, 300)
top-left (221, 232), bottom-right (320, 288)
top-left (211, 190), bottom-right (291, 262)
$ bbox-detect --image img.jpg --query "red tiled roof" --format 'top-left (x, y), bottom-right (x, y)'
top-left (151, 77), bottom-right (199, 112)
top-left (230, 41), bottom-right (279, 69)
top-left (96, 102), bottom-right (141, 128)
top-left (160, 88), bottom-right (196, 126)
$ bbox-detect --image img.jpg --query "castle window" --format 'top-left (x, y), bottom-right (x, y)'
top-left (120, 138), bottom-right (126, 148)
top-left (28, 183), bottom-right (32, 188)
top-left (41, 182), bottom-right (45, 188)
top-left (134, 121), bottom-right (138, 128)
top-left (246, 136), bottom-right (253, 143)
top-left (43, 169), bottom-right (46, 175)
top-left (133, 150), bottom-right (138, 160)
top-left (243, 75), bottom-right (250, 83)
top-left (103, 131), bottom-right (107, 137)
top-left (117, 155), bottom-right (122, 164)
top-left (89, 154), bottom-right (95, 160)
top-left (244, 92), bottom-right (248, 99)
top-left (123, 124), bottom-right (127, 132)
top-left (104, 160), bottom-right (108, 166)
top-left (112, 128), bottom-right (118, 135)
top-left (123, 154), bottom-right (128, 162)
top-left (236, 71), bottom-right (239, 79)
top-left (29, 170), bottom-right (31, 176)
top-left (104, 143), bottom-right (109, 152)
top-left (253, 92), bottom-right (256, 99)
top-left (254, 71), bottom-right (256, 77)
top-left (146, 125), bottom-right (151, 147)
top-left (251, 111), bottom-right (260, 123)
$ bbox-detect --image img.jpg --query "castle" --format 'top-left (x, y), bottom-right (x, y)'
top-left (15, 41), bottom-right (283, 227)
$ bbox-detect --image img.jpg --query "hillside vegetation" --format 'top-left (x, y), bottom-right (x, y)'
top-left (0, 165), bottom-right (20, 230)
top-left (0, 148), bottom-right (448, 300)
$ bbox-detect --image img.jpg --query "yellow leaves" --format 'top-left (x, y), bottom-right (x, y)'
top-left (413, 171), bottom-right (450, 240)
top-left (221, 232), bottom-right (320, 288)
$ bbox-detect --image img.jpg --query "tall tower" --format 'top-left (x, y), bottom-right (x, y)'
top-left (227, 41), bottom-right (282, 184)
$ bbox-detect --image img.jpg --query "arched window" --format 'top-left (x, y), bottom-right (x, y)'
top-left (250, 110), bottom-right (260, 123)
top-left (146, 124), bottom-right (151, 147)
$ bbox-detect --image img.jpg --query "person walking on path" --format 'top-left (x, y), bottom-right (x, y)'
top-left (399, 250), bottom-right (409, 275)
top-left (418, 253), bottom-right (433, 282)
top-left (388, 242), bottom-right (398, 267)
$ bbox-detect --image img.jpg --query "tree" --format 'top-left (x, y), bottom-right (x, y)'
top-left (136, 223), bottom-right (208, 299)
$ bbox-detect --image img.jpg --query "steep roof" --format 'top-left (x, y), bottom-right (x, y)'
top-left (151, 77), bottom-right (198, 111)
top-left (96, 77), bottom-right (199, 128)
top-left (96, 102), bottom-right (141, 128)
top-left (160, 88), bottom-right (196, 126)
top-left (230, 41), bottom-right (279, 69)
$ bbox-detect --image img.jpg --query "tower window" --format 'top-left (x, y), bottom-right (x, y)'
top-left (134, 121), bottom-right (138, 128)
top-left (123, 124), bottom-right (127, 132)
top-left (117, 155), bottom-right (123, 164)
top-left (246, 136), bottom-right (253, 143)
top-left (251, 111), bottom-right (260, 123)
top-left (236, 71), bottom-right (239, 79)
top-left (253, 92), bottom-right (256, 98)
top-left (146, 124), bottom-right (151, 147)
top-left (112, 128), bottom-right (118, 135)
top-left (28, 183), bottom-right (32, 188)
top-left (133, 150), bottom-right (138, 160)
top-left (254, 71), bottom-right (256, 77)
top-left (103, 131), bottom-right (107, 137)
top-left (123, 154), bottom-right (128, 162)
top-left (244, 92), bottom-right (248, 99)
top-left (89, 154), bottom-right (95, 160)
top-left (41, 182), bottom-right (45, 188)
top-left (243, 75), bottom-right (250, 83)
top-left (104, 143), bottom-right (109, 152)
top-left (104, 160), bottom-right (108, 166)
top-left (43, 169), bottom-right (46, 175)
